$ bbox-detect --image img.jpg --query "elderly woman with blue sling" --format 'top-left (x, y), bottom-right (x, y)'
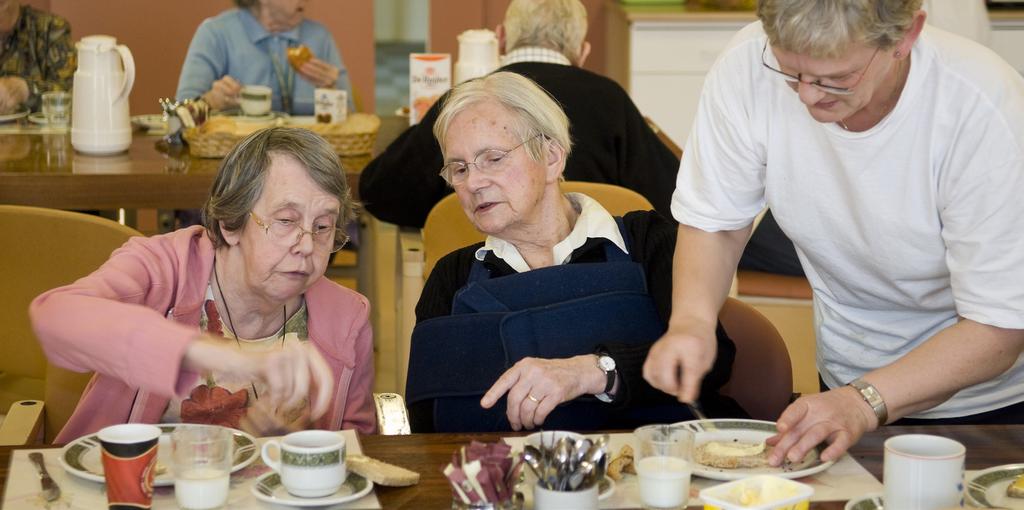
top-left (404, 72), bottom-right (742, 432)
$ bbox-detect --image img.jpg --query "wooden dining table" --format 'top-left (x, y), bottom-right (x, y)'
top-left (0, 116), bottom-right (407, 211)
top-left (2, 424), bottom-right (1021, 509)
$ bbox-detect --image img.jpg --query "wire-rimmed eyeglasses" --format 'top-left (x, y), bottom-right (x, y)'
top-left (439, 134), bottom-right (544, 186)
top-left (250, 212), bottom-right (349, 253)
top-left (761, 40), bottom-right (879, 96)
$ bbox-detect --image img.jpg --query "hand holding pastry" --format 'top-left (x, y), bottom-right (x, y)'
top-left (297, 57), bottom-right (340, 89)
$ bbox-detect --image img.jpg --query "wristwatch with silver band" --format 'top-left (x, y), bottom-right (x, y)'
top-left (848, 378), bottom-right (888, 426)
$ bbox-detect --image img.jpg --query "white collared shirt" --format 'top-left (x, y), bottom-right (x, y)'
top-left (475, 193), bottom-right (628, 273)
top-left (501, 46), bottom-right (572, 67)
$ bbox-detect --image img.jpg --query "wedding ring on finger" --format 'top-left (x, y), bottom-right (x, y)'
top-left (528, 394), bottom-right (541, 403)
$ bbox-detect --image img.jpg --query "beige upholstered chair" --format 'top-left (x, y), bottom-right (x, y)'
top-left (0, 206), bottom-right (141, 444)
top-left (718, 297), bottom-right (794, 421)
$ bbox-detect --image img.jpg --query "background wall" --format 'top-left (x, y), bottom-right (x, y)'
top-left (428, 0), bottom-right (607, 75)
top-left (22, 0), bottom-right (375, 113)
top-left (375, 0), bottom-right (428, 43)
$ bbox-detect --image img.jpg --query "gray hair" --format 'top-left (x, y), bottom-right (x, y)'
top-left (202, 127), bottom-right (357, 249)
top-left (758, 0), bottom-right (923, 58)
top-left (504, 0), bottom-right (588, 64)
top-left (433, 71), bottom-right (572, 170)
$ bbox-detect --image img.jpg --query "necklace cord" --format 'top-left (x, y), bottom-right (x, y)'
top-left (212, 255), bottom-right (286, 400)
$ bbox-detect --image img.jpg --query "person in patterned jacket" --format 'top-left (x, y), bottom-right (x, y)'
top-left (0, 0), bottom-right (75, 114)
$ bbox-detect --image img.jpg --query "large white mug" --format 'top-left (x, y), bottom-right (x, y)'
top-left (884, 434), bottom-right (965, 509)
top-left (261, 430), bottom-right (347, 498)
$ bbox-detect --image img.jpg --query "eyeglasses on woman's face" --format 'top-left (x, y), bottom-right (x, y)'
top-left (761, 40), bottom-right (880, 96)
top-left (249, 211), bottom-right (348, 253)
top-left (439, 134), bottom-right (544, 186)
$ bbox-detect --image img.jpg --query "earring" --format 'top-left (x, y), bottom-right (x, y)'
top-left (894, 50), bottom-right (902, 58)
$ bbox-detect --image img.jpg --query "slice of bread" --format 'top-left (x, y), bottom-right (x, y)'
top-left (1008, 473), bottom-right (1024, 498)
top-left (347, 454), bottom-right (420, 487)
top-left (695, 441), bottom-right (772, 469)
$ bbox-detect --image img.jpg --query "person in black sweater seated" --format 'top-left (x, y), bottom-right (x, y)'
top-left (404, 71), bottom-right (744, 433)
top-left (359, 0), bottom-right (680, 228)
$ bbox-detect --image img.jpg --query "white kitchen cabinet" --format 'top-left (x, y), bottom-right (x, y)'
top-left (605, 3), bottom-right (753, 146)
top-left (606, 2), bottom-right (1024, 146)
top-left (991, 16), bottom-right (1024, 75)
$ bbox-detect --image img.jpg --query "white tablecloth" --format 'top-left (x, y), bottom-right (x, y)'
top-left (3, 429), bottom-right (381, 510)
top-left (502, 432), bottom-right (883, 509)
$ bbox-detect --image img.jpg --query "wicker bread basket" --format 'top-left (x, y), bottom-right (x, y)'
top-left (303, 113), bottom-right (381, 156)
top-left (184, 113), bottom-right (381, 158)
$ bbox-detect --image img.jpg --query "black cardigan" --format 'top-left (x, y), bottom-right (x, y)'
top-left (359, 62), bottom-right (681, 228)
top-left (410, 210), bottom-right (744, 432)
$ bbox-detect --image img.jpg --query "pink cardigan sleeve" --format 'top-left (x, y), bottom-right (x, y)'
top-left (29, 233), bottom-right (201, 399)
top-left (340, 310), bottom-right (376, 434)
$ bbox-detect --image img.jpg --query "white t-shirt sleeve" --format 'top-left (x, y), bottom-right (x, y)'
top-left (671, 23), bottom-right (768, 232)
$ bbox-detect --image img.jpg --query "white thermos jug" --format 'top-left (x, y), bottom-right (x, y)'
top-left (71, 35), bottom-right (135, 155)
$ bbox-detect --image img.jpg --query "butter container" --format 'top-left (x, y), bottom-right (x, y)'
top-left (700, 475), bottom-right (813, 510)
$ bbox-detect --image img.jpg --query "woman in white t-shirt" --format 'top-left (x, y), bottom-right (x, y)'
top-left (643, 0), bottom-right (1024, 466)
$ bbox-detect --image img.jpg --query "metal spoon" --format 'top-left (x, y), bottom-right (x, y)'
top-left (522, 445), bottom-right (544, 480)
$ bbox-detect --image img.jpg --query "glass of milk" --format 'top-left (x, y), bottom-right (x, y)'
top-left (171, 425), bottom-right (233, 510)
top-left (634, 424), bottom-right (694, 510)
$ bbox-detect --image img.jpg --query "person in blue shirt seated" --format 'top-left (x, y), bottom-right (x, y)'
top-left (175, 0), bottom-right (353, 115)
top-left (404, 71), bottom-right (744, 433)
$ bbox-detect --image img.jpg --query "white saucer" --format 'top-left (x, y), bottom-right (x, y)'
top-left (251, 471), bottom-right (374, 507)
top-left (28, 112), bottom-right (48, 125)
top-left (844, 492), bottom-right (883, 510)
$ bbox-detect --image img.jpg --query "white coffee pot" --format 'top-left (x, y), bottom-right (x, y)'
top-left (71, 35), bottom-right (135, 155)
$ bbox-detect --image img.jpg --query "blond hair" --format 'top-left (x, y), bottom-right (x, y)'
top-left (433, 72), bottom-right (572, 168)
top-left (758, 0), bottom-right (923, 58)
top-left (503, 0), bottom-right (588, 63)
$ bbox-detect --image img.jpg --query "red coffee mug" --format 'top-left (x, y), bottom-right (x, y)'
top-left (98, 424), bottom-right (162, 510)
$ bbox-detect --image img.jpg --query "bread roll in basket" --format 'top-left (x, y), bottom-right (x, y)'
top-left (184, 113), bottom-right (381, 158)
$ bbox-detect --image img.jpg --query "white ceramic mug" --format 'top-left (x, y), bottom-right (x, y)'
top-left (534, 482), bottom-right (598, 510)
top-left (240, 85), bottom-right (272, 117)
top-left (884, 434), bottom-right (965, 509)
top-left (261, 430), bottom-right (347, 498)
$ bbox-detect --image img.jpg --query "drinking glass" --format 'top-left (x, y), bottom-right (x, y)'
top-left (171, 425), bottom-right (233, 510)
top-left (634, 424), bottom-right (694, 510)
top-left (41, 91), bottom-right (71, 127)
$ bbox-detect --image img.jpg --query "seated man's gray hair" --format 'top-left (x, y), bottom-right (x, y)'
top-left (758, 0), bottom-right (923, 58)
top-left (504, 0), bottom-right (588, 64)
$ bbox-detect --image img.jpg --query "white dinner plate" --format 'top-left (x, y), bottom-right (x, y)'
top-left (844, 492), bottom-right (883, 510)
top-left (674, 419), bottom-right (835, 481)
top-left (28, 112), bottom-right (48, 125)
top-left (251, 471), bottom-right (374, 507)
top-left (59, 423), bottom-right (258, 487)
top-left (966, 463), bottom-right (1024, 509)
top-left (0, 109), bottom-right (29, 123)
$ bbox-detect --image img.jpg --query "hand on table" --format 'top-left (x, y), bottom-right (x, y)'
top-left (202, 75), bottom-right (242, 111)
top-left (480, 355), bottom-right (604, 431)
top-left (297, 58), bottom-right (340, 89)
top-left (642, 325), bottom-right (717, 403)
top-left (0, 76), bottom-right (29, 114)
top-left (766, 386), bottom-right (878, 466)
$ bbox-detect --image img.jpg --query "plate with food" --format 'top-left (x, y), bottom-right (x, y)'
top-left (131, 114), bottom-right (167, 133)
top-left (675, 419), bottom-right (835, 481)
top-left (966, 463), bottom-right (1024, 509)
top-left (59, 423), bottom-right (258, 486)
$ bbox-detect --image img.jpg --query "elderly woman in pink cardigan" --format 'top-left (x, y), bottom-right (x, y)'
top-left (31, 127), bottom-right (376, 442)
